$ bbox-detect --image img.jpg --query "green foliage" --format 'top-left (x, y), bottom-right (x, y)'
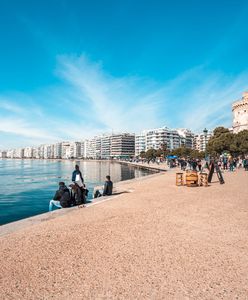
top-left (145, 148), bottom-right (158, 160)
top-left (140, 146), bottom-right (205, 159)
top-left (207, 127), bottom-right (248, 156)
top-left (139, 151), bottom-right (146, 159)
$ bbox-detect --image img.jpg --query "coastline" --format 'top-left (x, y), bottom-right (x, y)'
top-left (0, 159), bottom-right (160, 226)
top-left (1, 169), bottom-right (248, 299)
top-left (0, 171), bottom-right (163, 237)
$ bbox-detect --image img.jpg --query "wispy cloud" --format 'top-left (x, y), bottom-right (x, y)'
top-left (0, 54), bottom-right (247, 149)
top-left (56, 54), bottom-right (164, 132)
top-left (161, 67), bottom-right (248, 131)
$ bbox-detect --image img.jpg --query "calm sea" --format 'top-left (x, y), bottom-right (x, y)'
top-left (0, 159), bottom-right (154, 225)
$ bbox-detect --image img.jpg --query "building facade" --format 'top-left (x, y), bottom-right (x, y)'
top-left (176, 128), bottom-right (194, 149)
top-left (135, 133), bottom-right (146, 156)
top-left (194, 129), bottom-right (212, 152)
top-left (0, 151), bottom-right (7, 158)
top-left (135, 126), bottom-right (194, 156)
top-left (24, 147), bottom-right (33, 158)
top-left (101, 135), bottom-right (111, 159)
top-left (232, 91), bottom-right (248, 133)
top-left (110, 133), bottom-right (135, 158)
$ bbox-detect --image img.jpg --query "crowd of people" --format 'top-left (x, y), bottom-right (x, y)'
top-left (49, 165), bottom-right (113, 211)
top-left (121, 155), bottom-right (248, 172)
top-left (170, 156), bottom-right (248, 172)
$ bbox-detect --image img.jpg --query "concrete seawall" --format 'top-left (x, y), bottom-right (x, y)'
top-left (0, 172), bottom-right (163, 237)
top-left (1, 169), bottom-right (248, 299)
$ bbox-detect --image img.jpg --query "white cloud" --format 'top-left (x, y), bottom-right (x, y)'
top-left (159, 67), bottom-right (248, 132)
top-left (0, 54), bottom-right (247, 149)
top-left (56, 54), bottom-right (164, 133)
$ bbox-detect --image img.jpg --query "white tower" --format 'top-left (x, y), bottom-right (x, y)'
top-left (232, 92), bottom-right (248, 133)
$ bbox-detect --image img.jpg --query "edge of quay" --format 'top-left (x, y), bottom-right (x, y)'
top-left (0, 171), bottom-right (164, 238)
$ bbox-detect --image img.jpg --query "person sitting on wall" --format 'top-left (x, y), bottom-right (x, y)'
top-left (70, 183), bottom-right (88, 206)
top-left (72, 165), bottom-right (84, 184)
top-left (94, 175), bottom-right (113, 198)
top-left (49, 182), bottom-right (71, 211)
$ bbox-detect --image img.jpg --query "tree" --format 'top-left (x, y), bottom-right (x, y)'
top-left (171, 146), bottom-right (191, 157)
top-left (145, 149), bottom-right (157, 160)
top-left (207, 127), bottom-right (248, 157)
top-left (207, 127), bottom-right (234, 156)
top-left (234, 130), bottom-right (248, 156)
top-left (160, 143), bottom-right (169, 157)
top-left (139, 151), bottom-right (146, 158)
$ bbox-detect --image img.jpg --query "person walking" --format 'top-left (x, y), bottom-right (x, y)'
top-left (223, 157), bottom-right (228, 170)
top-left (229, 157), bottom-right (234, 172)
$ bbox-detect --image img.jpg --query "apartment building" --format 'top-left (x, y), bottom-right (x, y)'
top-left (176, 128), bottom-right (194, 149)
top-left (135, 133), bottom-right (146, 156)
top-left (135, 127), bottom-right (195, 156)
top-left (145, 127), bottom-right (181, 151)
top-left (85, 139), bottom-right (96, 159)
top-left (14, 148), bottom-right (24, 159)
top-left (194, 129), bottom-right (212, 152)
top-left (54, 142), bottom-right (62, 159)
top-left (0, 151), bottom-right (7, 158)
top-left (69, 142), bottom-right (82, 158)
top-left (110, 133), bottom-right (135, 158)
top-left (61, 142), bottom-right (70, 159)
top-left (24, 147), bottom-right (33, 158)
top-left (101, 135), bottom-right (111, 159)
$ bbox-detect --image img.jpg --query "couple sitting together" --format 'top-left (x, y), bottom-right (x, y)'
top-left (49, 165), bottom-right (113, 211)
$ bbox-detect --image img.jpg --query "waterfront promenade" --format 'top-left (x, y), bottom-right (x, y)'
top-left (1, 169), bottom-right (248, 299)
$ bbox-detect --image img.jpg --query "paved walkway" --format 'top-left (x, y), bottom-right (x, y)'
top-left (1, 170), bottom-right (248, 299)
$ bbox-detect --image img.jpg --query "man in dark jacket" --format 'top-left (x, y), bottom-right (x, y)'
top-left (94, 175), bottom-right (113, 198)
top-left (49, 182), bottom-right (71, 211)
top-left (103, 175), bottom-right (113, 196)
top-left (72, 165), bottom-right (84, 185)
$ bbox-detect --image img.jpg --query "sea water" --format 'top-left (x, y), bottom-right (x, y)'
top-left (0, 159), bottom-right (154, 225)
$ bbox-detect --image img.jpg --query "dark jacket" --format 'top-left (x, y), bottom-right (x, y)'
top-left (103, 180), bottom-right (113, 196)
top-left (72, 170), bottom-right (84, 183)
top-left (53, 186), bottom-right (71, 208)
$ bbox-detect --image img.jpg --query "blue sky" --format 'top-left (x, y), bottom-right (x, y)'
top-left (0, 0), bottom-right (248, 149)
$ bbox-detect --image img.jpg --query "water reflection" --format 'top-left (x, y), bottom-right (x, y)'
top-left (0, 160), bottom-right (155, 225)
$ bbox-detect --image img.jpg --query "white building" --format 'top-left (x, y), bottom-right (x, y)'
top-left (54, 142), bottom-right (62, 159)
top-left (232, 91), bottom-right (248, 133)
top-left (14, 148), bottom-right (24, 159)
top-left (101, 135), bottom-right (111, 159)
top-left (194, 129), bottom-right (212, 152)
top-left (145, 127), bottom-right (180, 151)
top-left (32, 147), bottom-right (39, 159)
top-left (24, 147), bottom-right (33, 158)
top-left (95, 137), bottom-right (102, 159)
top-left (69, 142), bottom-right (81, 158)
top-left (61, 142), bottom-right (70, 159)
top-left (135, 133), bottom-right (146, 156)
top-left (176, 128), bottom-right (194, 149)
top-left (85, 139), bottom-right (96, 159)
top-left (81, 141), bottom-right (86, 158)
top-left (38, 145), bottom-right (45, 159)
top-left (6, 149), bottom-right (14, 158)
top-left (135, 126), bottom-right (195, 156)
top-left (44, 144), bottom-right (54, 159)
top-left (83, 135), bottom-right (111, 159)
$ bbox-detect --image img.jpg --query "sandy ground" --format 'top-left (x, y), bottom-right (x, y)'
top-left (0, 169), bottom-right (248, 300)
